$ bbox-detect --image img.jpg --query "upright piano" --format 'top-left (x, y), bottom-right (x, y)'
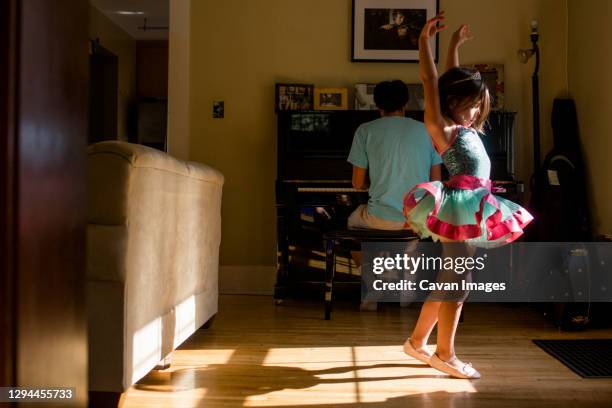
top-left (274, 110), bottom-right (522, 301)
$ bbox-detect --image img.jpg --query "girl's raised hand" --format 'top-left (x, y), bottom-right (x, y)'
top-left (420, 11), bottom-right (446, 40)
top-left (452, 24), bottom-right (474, 46)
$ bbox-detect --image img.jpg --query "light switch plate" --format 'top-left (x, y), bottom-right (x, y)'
top-left (213, 101), bottom-right (224, 119)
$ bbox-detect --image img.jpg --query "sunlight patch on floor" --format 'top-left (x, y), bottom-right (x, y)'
top-left (234, 345), bottom-right (477, 406)
top-left (170, 348), bottom-right (237, 366)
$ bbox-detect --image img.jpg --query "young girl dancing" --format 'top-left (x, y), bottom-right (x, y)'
top-left (401, 12), bottom-right (533, 379)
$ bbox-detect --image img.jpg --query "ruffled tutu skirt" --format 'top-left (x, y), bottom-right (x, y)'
top-left (403, 175), bottom-right (533, 247)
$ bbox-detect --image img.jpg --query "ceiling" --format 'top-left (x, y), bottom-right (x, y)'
top-left (91, 0), bottom-right (169, 40)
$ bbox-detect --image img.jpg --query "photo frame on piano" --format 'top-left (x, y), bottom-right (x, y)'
top-left (354, 83), bottom-right (377, 110)
top-left (275, 83), bottom-right (315, 112)
top-left (406, 83), bottom-right (425, 110)
top-left (314, 88), bottom-right (349, 111)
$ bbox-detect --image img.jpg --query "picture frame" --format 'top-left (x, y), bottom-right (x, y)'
top-left (465, 64), bottom-right (505, 110)
top-left (275, 83), bottom-right (314, 111)
top-left (354, 83), bottom-right (377, 110)
top-left (314, 88), bottom-right (349, 110)
top-left (406, 83), bottom-right (425, 110)
top-left (352, 0), bottom-right (439, 63)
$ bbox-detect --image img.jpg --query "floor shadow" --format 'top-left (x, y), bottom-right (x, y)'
top-left (135, 361), bottom-right (440, 402)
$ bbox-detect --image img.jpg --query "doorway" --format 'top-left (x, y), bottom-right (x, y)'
top-left (89, 40), bottom-right (119, 144)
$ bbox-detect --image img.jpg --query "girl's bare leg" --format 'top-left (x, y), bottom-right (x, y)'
top-left (434, 237), bottom-right (475, 369)
top-left (407, 238), bottom-right (476, 369)
top-left (410, 237), bottom-right (464, 353)
top-left (435, 301), bottom-right (464, 360)
top-left (410, 301), bottom-right (440, 350)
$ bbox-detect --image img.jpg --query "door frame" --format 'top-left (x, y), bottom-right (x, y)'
top-left (0, 0), bottom-right (18, 387)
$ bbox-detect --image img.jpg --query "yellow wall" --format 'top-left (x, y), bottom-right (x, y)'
top-left (89, 6), bottom-right (137, 141)
top-left (568, 0), bottom-right (612, 235)
top-left (189, 0), bottom-right (568, 279)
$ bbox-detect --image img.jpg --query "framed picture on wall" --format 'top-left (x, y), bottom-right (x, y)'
top-left (352, 0), bottom-right (439, 62)
top-left (314, 88), bottom-right (349, 110)
top-left (464, 64), bottom-right (504, 110)
top-left (275, 83), bottom-right (314, 111)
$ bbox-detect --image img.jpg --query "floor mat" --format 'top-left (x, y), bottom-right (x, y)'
top-left (533, 339), bottom-right (612, 378)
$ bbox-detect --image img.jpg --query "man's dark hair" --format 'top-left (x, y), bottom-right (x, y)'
top-left (374, 80), bottom-right (409, 113)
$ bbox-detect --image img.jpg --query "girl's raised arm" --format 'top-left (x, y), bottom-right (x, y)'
top-left (418, 12), bottom-right (450, 151)
top-left (445, 24), bottom-right (474, 72)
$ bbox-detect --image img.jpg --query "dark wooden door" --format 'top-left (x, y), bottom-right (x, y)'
top-left (1, 0), bottom-right (89, 406)
top-left (0, 0), bottom-right (18, 390)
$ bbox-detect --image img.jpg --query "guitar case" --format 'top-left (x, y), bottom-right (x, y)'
top-left (528, 98), bottom-right (591, 242)
top-left (528, 98), bottom-right (593, 330)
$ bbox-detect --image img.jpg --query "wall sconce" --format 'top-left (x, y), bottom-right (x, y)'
top-left (517, 21), bottom-right (539, 64)
top-left (518, 48), bottom-right (535, 64)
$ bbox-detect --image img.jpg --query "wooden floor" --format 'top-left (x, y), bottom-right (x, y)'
top-left (123, 295), bottom-right (612, 408)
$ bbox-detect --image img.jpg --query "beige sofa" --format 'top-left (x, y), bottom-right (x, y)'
top-left (87, 141), bottom-right (223, 392)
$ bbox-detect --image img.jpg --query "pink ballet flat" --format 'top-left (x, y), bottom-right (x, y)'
top-left (429, 353), bottom-right (481, 379)
top-left (402, 338), bottom-right (432, 364)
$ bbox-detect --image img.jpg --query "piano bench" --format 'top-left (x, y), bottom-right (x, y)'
top-left (322, 228), bottom-right (418, 320)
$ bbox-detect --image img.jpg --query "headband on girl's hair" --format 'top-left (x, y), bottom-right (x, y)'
top-left (449, 71), bottom-right (482, 86)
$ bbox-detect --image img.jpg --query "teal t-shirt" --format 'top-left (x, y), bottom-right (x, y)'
top-left (348, 116), bottom-right (442, 222)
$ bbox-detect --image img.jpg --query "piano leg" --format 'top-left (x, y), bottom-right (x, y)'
top-left (324, 237), bottom-right (336, 320)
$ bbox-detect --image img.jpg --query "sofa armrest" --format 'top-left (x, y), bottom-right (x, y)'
top-left (186, 161), bottom-right (224, 187)
top-left (88, 141), bottom-right (224, 186)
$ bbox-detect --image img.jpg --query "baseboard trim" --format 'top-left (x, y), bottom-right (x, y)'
top-left (219, 265), bottom-right (276, 295)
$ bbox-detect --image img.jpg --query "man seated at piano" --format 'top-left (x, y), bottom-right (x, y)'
top-left (347, 80), bottom-right (442, 310)
top-left (348, 79), bottom-right (442, 230)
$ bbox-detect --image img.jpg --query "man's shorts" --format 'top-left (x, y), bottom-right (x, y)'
top-left (347, 204), bottom-right (407, 230)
